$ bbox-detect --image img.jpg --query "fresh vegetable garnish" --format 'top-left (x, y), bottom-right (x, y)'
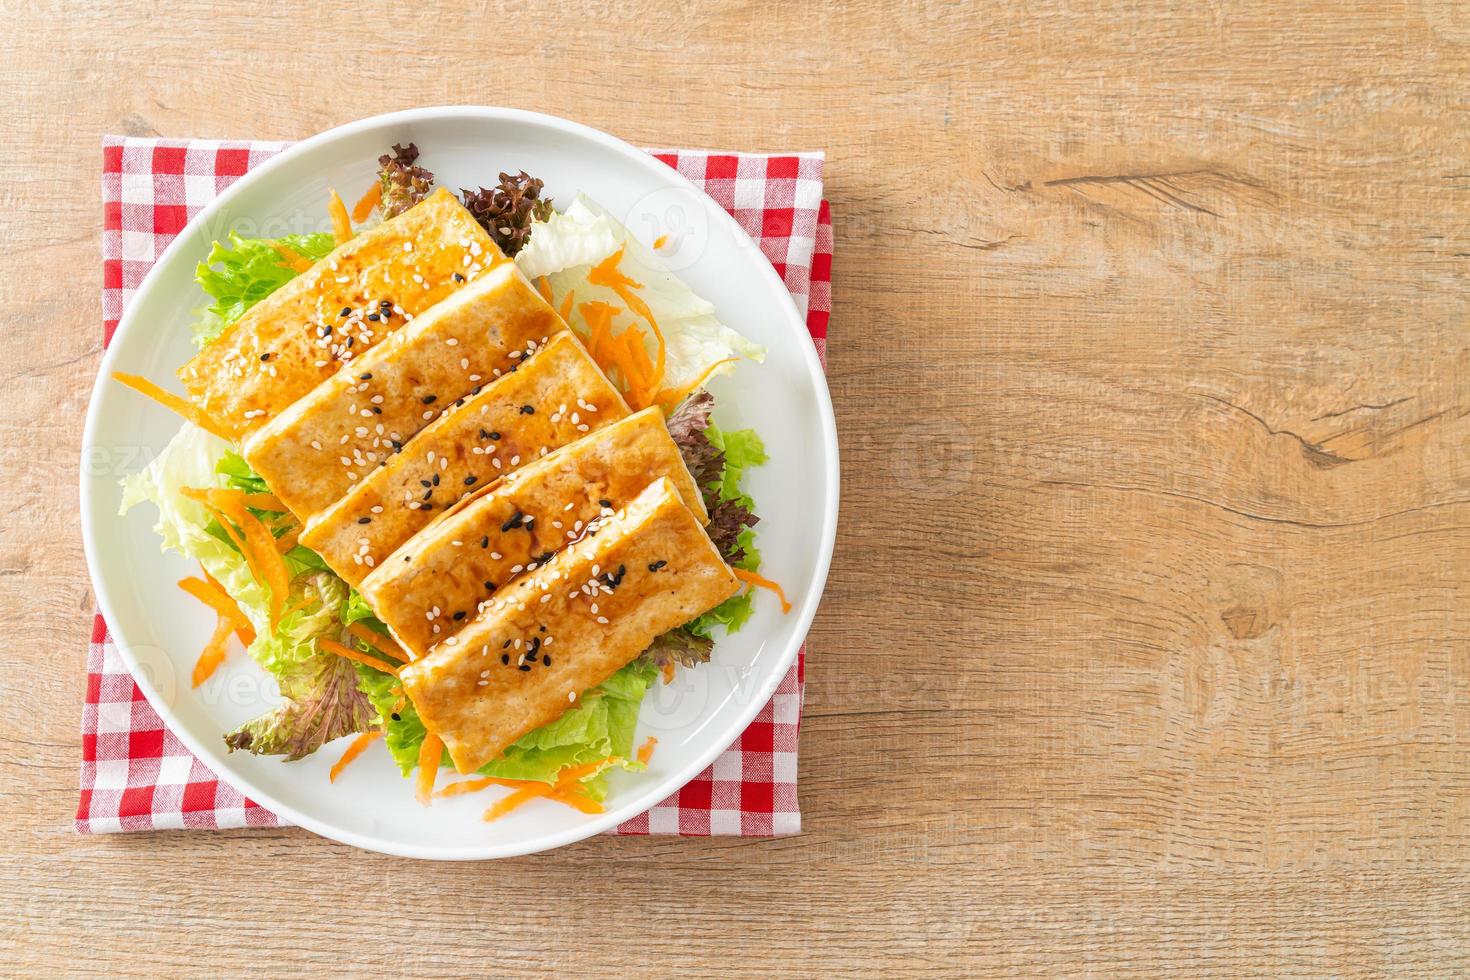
top-left (329, 730), bottom-right (380, 782)
top-left (733, 567), bottom-right (792, 613)
top-left (193, 231), bottom-right (335, 346)
top-left (461, 171), bottom-right (553, 256)
top-left (320, 638), bottom-right (401, 676)
top-left (377, 142), bottom-right (434, 219)
top-left (327, 189), bottom-right (353, 245)
top-left (113, 373), bottom-right (236, 442)
top-left (415, 732), bottom-right (443, 805)
top-left (350, 182), bottom-right (382, 223)
top-left (191, 616), bottom-right (237, 688)
top-left (268, 241), bottom-right (312, 274)
top-left (178, 575), bottom-right (256, 645)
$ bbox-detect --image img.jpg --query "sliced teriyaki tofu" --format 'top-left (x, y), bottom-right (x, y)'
top-left (400, 478), bottom-right (740, 774)
top-left (243, 261), bottom-right (564, 520)
top-left (360, 407), bottom-right (707, 658)
top-left (180, 188), bottom-right (499, 440)
top-left (298, 332), bottom-right (630, 585)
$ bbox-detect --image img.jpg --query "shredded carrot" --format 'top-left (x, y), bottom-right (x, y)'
top-left (191, 615), bottom-right (236, 688)
top-left (347, 623), bottom-right (408, 664)
top-left (329, 731), bottom-right (381, 783)
top-left (637, 736), bottom-right (658, 764)
top-left (653, 233), bottom-right (669, 250)
top-left (281, 590), bottom-right (318, 619)
top-left (661, 662), bottom-right (676, 685)
top-left (588, 247), bottom-right (666, 394)
top-left (351, 181), bottom-right (381, 223)
top-left (535, 275), bottom-right (554, 305)
top-left (578, 301), bottom-right (617, 366)
top-left (415, 733), bottom-right (443, 806)
top-left (112, 373), bottom-right (235, 442)
top-left (268, 241), bottom-right (312, 274)
top-left (436, 776), bottom-right (546, 798)
top-left (192, 489), bottom-right (292, 628)
top-left (547, 788), bottom-right (604, 814)
top-left (556, 756), bottom-right (621, 786)
top-left (482, 783), bottom-right (555, 821)
top-left (200, 568), bottom-right (255, 644)
top-left (328, 189), bottom-right (353, 244)
top-left (319, 638), bottom-right (400, 676)
top-left (733, 567), bottom-right (793, 613)
top-left (274, 522), bottom-right (302, 554)
top-left (243, 492), bottom-right (287, 512)
top-left (178, 577), bottom-right (256, 644)
top-left (558, 288), bottom-right (576, 324)
top-left (654, 358), bottom-right (739, 411)
top-left (624, 329), bottom-right (655, 387)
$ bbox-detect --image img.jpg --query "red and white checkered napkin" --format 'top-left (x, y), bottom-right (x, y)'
top-left (79, 137), bottom-right (831, 838)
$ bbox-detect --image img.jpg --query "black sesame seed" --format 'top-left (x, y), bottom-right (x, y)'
top-left (422, 395), bottom-right (437, 405)
top-left (518, 664), bottom-right (532, 672)
top-left (502, 639), bottom-right (513, 649)
top-left (542, 655), bottom-right (551, 668)
top-left (367, 312), bottom-right (380, 322)
top-left (357, 517), bottom-right (371, 525)
top-left (465, 475), bottom-right (478, 486)
top-left (452, 611), bottom-right (466, 621)
top-left (539, 625), bottom-right (546, 633)
top-left (390, 712), bottom-right (401, 721)
top-left (453, 272), bottom-right (465, 282)
top-left (480, 536), bottom-right (489, 548)
top-left (431, 474), bottom-right (440, 487)
top-left (420, 479), bottom-right (432, 488)
top-left (259, 352), bottom-right (272, 361)
top-left (455, 398), bottom-right (465, 408)
top-left (599, 499), bottom-right (612, 508)
top-left (471, 385), bottom-right (482, 395)
top-left (379, 299), bottom-right (392, 308)
top-left (359, 372), bottom-right (372, 380)
top-left (648, 559), bottom-right (668, 571)
top-left (501, 511), bottom-right (525, 532)
top-left (391, 440), bottom-right (403, 450)
top-left (519, 404), bottom-right (535, 414)
top-left (339, 307), bottom-right (351, 317)
top-left (478, 428), bottom-right (489, 439)
top-left (422, 489), bottom-right (433, 501)
top-left (488, 431), bottom-right (501, 440)
top-left (484, 580), bottom-right (496, 592)
top-left (501, 654), bottom-right (510, 665)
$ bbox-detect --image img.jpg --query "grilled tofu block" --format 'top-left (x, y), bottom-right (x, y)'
top-left (359, 407), bottom-right (707, 658)
top-left (298, 332), bottom-right (630, 585)
top-left (400, 478), bottom-right (739, 774)
top-left (179, 188), bottom-right (499, 439)
top-left (243, 261), bottom-right (564, 520)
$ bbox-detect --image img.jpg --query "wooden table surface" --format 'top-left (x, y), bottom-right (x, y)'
top-left (6, 1), bottom-right (1470, 975)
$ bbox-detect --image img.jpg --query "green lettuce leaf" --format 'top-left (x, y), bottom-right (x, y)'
top-left (192, 231), bottom-right (335, 346)
top-left (121, 425), bottom-right (371, 757)
top-left (360, 660), bottom-right (657, 801)
top-left (515, 195), bottom-right (765, 398)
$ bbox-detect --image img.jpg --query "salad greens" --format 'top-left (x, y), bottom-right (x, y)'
top-left (124, 167), bottom-right (777, 791)
top-left (192, 232), bottom-right (335, 347)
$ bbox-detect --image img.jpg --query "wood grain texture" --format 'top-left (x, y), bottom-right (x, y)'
top-left (4, 0), bottom-right (1470, 975)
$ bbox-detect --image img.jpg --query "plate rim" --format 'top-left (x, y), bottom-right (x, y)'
top-left (79, 105), bottom-right (839, 859)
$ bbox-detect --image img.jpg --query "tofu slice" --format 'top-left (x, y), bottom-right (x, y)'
top-left (400, 478), bottom-right (739, 774)
top-left (243, 261), bottom-right (564, 519)
top-left (180, 188), bottom-right (501, 440)
top-left (298, 332), bottom-right (630, 585)
top-left (359, 407), bottom-right (707, 658)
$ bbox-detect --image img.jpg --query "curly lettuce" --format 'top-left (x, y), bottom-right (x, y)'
top-left (192, 231), bottom-right (335, 346)
top-left (120, 427), bottom-right (371, 757)
top-left (358, 658), bottom-right (656, 801)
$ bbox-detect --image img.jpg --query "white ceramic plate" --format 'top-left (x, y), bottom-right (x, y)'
top-left (79, 107), bottom-right (838, 859)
